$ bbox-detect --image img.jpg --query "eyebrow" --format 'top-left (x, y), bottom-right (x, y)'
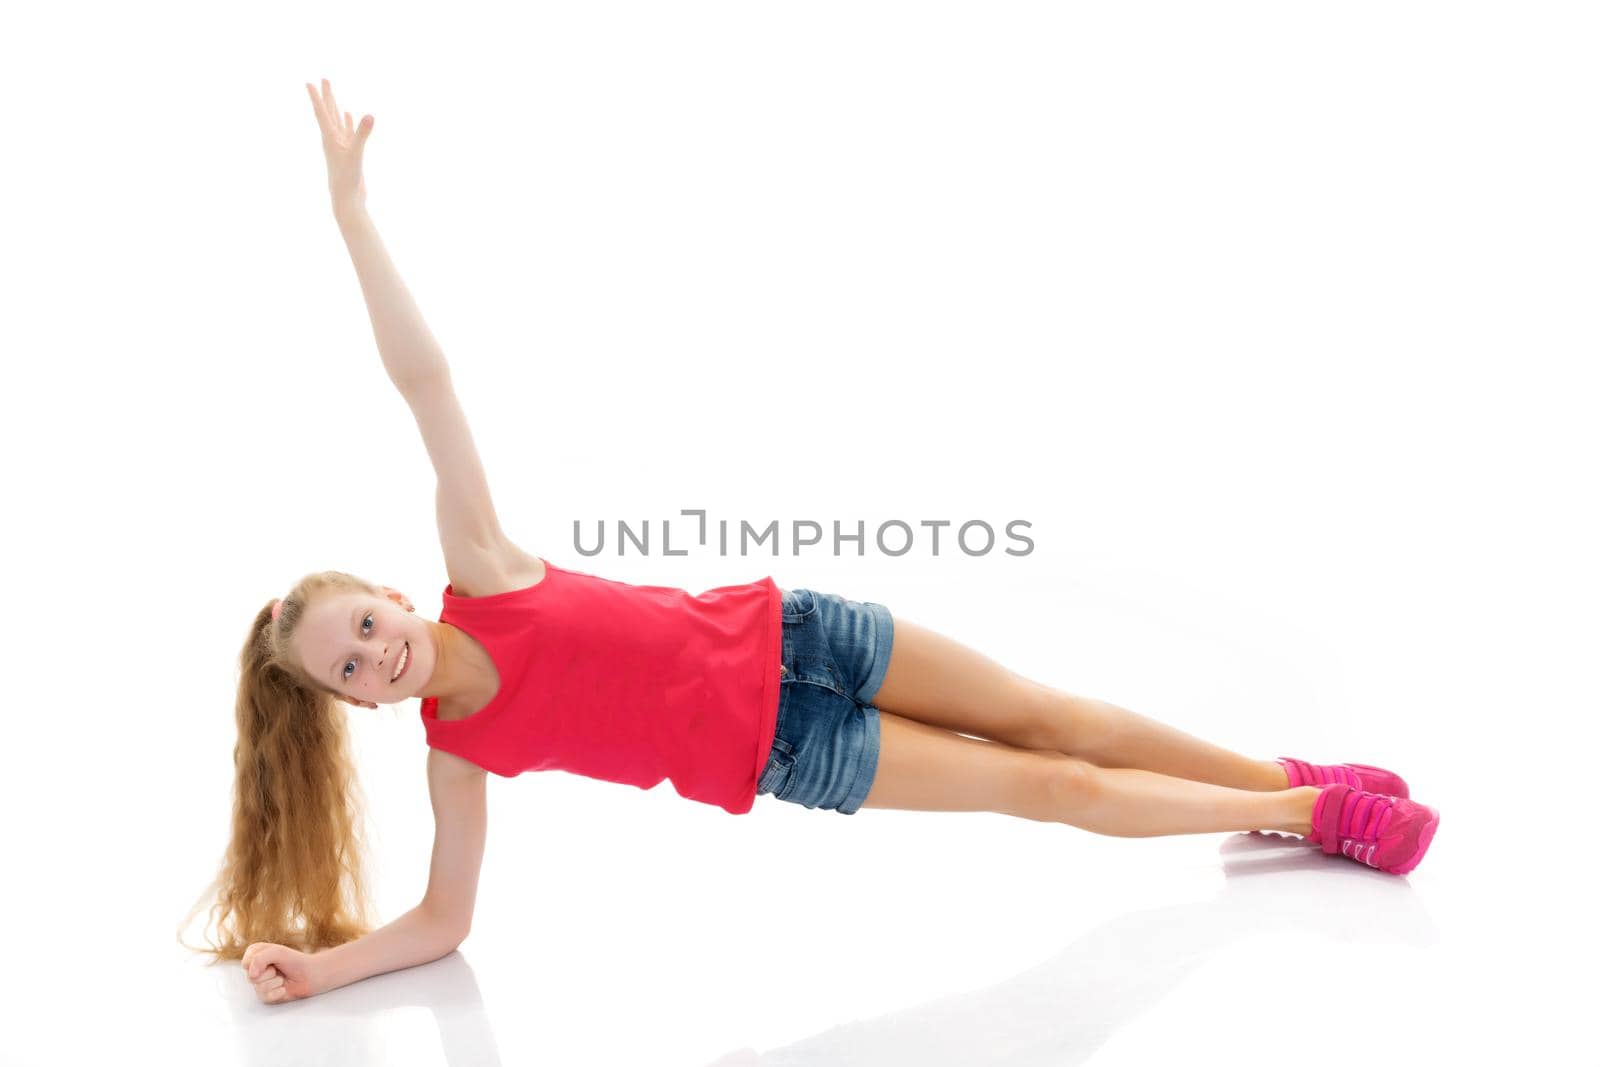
top-left (328, 606), bottom-right (360, 684)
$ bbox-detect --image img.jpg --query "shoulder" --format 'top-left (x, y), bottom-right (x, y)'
top-left (446, 538), bottom-right (548, 600)
top-left (427, 744), bottom-right (488, 783)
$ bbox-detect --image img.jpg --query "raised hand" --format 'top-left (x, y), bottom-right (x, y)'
top-left (304, 78), bottom-right (374, 215)
top-left (243, 941), bottom-right (320, 1004)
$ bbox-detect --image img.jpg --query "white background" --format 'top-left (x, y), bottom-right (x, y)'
top-left (2, 1), bottom-right (1594, 1064)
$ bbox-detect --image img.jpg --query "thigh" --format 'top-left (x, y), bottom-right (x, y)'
top-left (870, 614), bottom-right (1061, 753)
top-left (858, 709), bottom-right (1078, 820)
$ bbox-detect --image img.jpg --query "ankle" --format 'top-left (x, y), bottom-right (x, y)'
top-left (1259, 758), bottom-right (1293, 791)
top-left (1279, 786), bottom-right (1321, 837)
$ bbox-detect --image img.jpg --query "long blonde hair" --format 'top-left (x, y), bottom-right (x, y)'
top-left (177, 571), bottom-right (384, 963)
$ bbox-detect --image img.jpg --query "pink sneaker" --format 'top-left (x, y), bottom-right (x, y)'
top-left (1278, 756), bottom-right (1410, 799)
top-left (1307, 782), bottom-right (1440, 875)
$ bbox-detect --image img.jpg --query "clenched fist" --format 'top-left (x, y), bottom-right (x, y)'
top-left (243, 942), bottom-right (319, 1004)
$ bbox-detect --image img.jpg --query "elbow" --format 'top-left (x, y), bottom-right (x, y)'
top-left (420, 901), bottom-right (471, 951)
top-left (433, 927), bottom-right (468, 960)
top-left (446, 911), bottom-right (473, 950)
top-left (396, 366), bottom-right (450, 401)
top-left (438, 918), bottom-right (470, 953)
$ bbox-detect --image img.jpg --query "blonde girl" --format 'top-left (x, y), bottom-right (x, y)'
top-left (180, 80), bottom-right (1440, 1005)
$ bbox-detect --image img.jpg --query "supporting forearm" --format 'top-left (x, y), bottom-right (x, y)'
top-left (312, 903), bottom-right (465, 995)
top-left (333, 203), bottom-right (450, 392)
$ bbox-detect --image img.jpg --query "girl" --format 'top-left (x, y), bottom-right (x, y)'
top-left (182, 80), bottom-right (1440, 1005)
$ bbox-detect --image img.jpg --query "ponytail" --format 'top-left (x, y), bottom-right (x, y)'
top-left (179, 579), bottom-right (381, 963)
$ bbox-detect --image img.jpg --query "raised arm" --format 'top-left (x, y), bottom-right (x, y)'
top-left (304, 79), bottom-right (534, 590)
top-left (305, 78), bottom-right (445, 392)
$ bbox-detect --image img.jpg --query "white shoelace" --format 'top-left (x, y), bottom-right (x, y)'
top-left (1340, 838), bottom-right (1379, 867)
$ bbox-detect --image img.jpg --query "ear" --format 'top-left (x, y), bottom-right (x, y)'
top-left (379, 585), bottom-right (415, 613)
top-left (339, 695), bottom-right (379, 710)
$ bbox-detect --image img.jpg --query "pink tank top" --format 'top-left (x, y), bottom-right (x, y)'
top-left (420, 557), bottom-right (782, 815)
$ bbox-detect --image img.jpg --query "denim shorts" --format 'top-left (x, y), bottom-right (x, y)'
top-left (757, 587), bottom-right (894, 814)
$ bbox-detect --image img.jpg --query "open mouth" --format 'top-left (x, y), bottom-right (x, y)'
top-left (391, 641), bottom-right (411, 683)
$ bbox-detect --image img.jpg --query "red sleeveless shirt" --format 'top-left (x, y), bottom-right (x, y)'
top-left (420, 557), bottom-right (782, 815)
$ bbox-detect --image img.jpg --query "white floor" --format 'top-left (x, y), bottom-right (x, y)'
top-left (112, 754), bottom-right (1589, 1065)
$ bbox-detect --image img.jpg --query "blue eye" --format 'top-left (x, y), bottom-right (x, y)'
top-left (342, 613), bottom-right (376, 680)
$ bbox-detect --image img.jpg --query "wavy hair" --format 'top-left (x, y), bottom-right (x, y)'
top-left (178, 570), bottom-right (384, 963)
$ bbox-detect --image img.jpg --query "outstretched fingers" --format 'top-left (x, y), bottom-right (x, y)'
top-left (305, 78), bottom-right (371, 145)
top-left (323, 79), bottom-right (339, 121)
top-left (305, 81), bottom-right (334, 138)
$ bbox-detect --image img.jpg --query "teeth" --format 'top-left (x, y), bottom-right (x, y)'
top-left (392, 642), bottom-right (409, 682)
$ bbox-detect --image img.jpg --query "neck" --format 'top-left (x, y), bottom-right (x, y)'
top-left (422, 620), bottom-right (487, 705)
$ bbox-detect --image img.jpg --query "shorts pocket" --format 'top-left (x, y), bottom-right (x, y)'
top-left (781, 653), bottom-right (846, 696)
top-left (781, 588), bottom-right (819, 623)
top-left (757, 735), bottom-right (798, 798)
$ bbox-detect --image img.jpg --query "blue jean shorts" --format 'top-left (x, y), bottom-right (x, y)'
top-left (758, 587), bottom-right (894, 814)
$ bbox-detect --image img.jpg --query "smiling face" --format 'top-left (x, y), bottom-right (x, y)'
top-left (289, 586), bottom-right (435, 708)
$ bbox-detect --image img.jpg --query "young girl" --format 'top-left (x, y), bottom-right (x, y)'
top-left (184, 80), bottom-right (1439, 1005)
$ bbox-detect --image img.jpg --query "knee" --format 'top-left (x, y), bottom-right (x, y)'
top-left (1040, 754), bottom-right (1100, 811)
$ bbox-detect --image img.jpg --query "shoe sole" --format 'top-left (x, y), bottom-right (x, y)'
top-left (1383, 806), bottom-right (1440, 875)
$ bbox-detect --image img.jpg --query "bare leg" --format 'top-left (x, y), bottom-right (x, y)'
top-left (870, 615), bottom-right (1293, 792)
top-left (1032, 688), bottom-right (1293, 793)
top-left (860, 711), bottom-right (1320, 838)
